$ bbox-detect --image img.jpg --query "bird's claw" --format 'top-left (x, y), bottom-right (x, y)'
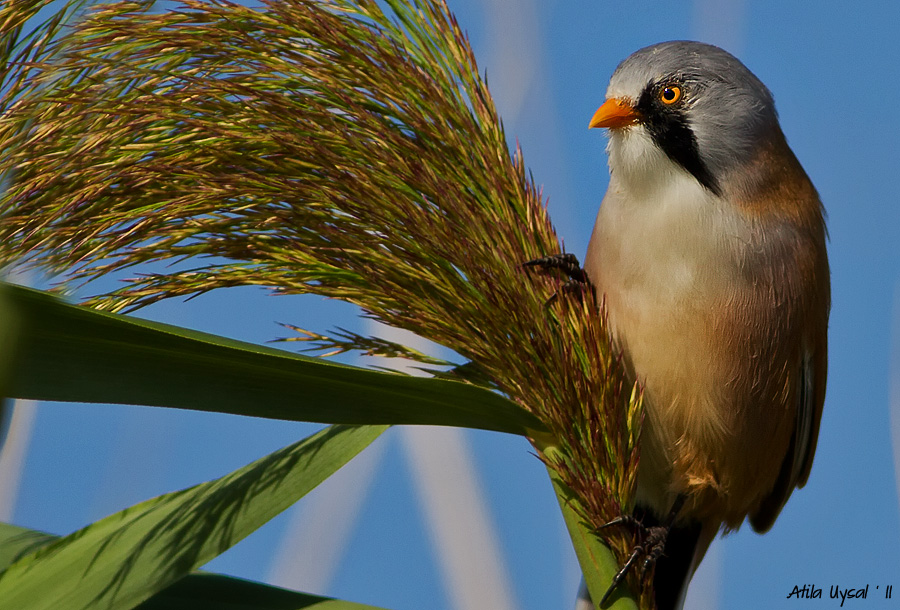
top-left (598, 514), bottom-right (641, 530)
top-left (523, 253), bottom-right (589, 282)
top-left (598, 521), bottom-right (671, 607)
top-left (523, 253), bottom-right (594, 304)
top-left (597, 496), bottom-right (686, 607)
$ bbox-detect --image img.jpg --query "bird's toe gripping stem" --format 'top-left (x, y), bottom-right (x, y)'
top-left (597, 495), bottom-right (686, 607)
top-left (598, 519), bottom-right (669, 606)
top-left (522, 253), bottom-right (595, 304)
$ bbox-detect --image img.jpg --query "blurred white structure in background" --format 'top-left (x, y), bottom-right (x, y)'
top-left (0, 271), bottom-right (37, 523)
top-left (267, 321), bottom-right (520, 609)
top-left (400, 426), bottom-right (518, 610)
top-left (0, 400), bottom-right (37, 522)
top-left (268, 435), bottom-right (387, 592)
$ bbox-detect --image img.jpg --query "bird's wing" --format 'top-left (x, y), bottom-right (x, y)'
top-left (795, 344), bottom-right (827, 487)
top-left (750, 301), bottom-right (829, 532)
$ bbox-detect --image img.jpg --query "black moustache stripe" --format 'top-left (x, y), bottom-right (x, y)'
top-left (636, 87), bottom-right (722, 197)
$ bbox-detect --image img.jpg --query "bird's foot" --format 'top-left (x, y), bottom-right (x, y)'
top-left (523, 253), bottom-right (589, 282)
top-left (598, 496), bottom-right (686, 607)
top-left (600, 522), bottom-right (669, 607)
top-left (598, 520), bottom-right (670, 607)
top-left (522, 253), bottom-right (594, 304)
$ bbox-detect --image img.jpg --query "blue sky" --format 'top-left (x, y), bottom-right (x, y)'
top-left (7, 1), bottom-right (900, 609)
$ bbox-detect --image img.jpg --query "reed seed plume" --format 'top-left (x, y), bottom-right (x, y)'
top-left (0, 0), bottom-right (643, 576)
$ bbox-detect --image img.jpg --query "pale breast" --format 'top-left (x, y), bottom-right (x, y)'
top-left (584, 167), bottom-right (788, 519)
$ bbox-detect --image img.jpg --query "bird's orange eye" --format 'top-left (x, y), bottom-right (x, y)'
top-left (660, 85), bottom-right (682, 105)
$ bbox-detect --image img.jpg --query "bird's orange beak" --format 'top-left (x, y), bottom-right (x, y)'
top-left (589, 98), bottom-right (641, 129)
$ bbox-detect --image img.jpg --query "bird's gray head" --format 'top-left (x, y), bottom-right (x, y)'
top-left (596, 41), bottom-right (779, 197)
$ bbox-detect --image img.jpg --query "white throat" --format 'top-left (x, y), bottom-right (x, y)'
top-left (595, 124), bottom-right (748, 304)
top-left (606, 125), bottom-right (704, 203)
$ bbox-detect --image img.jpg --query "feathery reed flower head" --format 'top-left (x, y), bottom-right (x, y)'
top-left (0, 0), bottom-right (643, 596)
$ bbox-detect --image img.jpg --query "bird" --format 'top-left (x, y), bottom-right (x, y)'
top-left (546, 41), bottom-right (830, 609)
